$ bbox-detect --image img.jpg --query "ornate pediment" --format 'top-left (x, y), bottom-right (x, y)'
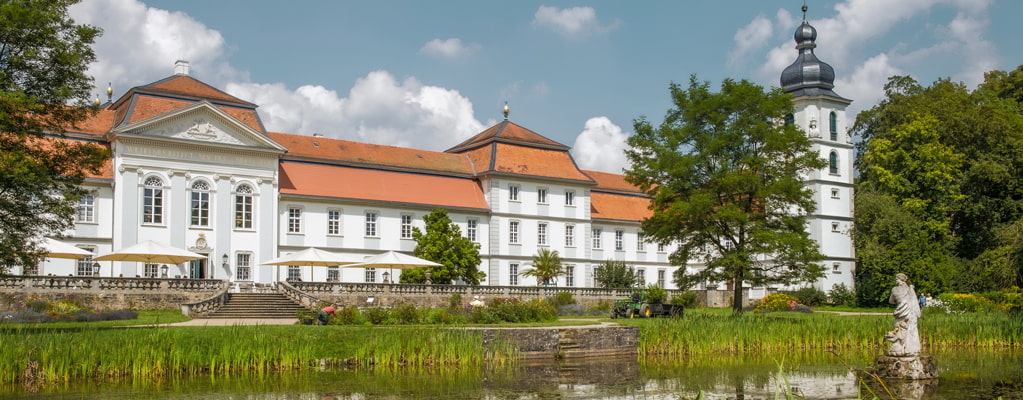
top-left (112, 101), bottom-right (288, 153)
top-left (150, 117), bottom-right (248, 145)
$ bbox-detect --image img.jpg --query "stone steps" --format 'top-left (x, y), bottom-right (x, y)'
top-left (203, 293), bottom-right (304, 319)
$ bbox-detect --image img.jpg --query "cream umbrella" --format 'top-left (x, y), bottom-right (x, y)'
top-left (93, 240), bottom-right (206, 264)
top-left (262, 248), bottom-right (361, 282)
top-left (42, 238), bottom-right (93, 259)
top-left (344, 250), bottom-right (441, 283)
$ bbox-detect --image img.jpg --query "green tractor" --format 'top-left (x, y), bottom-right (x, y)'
top-left (609, 286), bottom-right (683, 319)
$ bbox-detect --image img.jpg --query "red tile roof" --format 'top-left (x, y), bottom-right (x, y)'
top-left (584, 170), bottom-right (645, 194)
top-left (140, 75), bottom-right (254, 106)
top-left (69, 109), bottom-right (116, 136)
top-left (447, 120), bottom-right (568, 152)
top-left (463, 143), bottom-right (593, 182)
top-left (279, 162), bottom-right (488, 210)
top-left (269, 132), bottom-right (475, 175)
top-left (590, 192), bottom-right (652, 222)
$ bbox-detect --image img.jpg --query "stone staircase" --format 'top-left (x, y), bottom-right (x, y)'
top-left (203, 292), bottom-right (304, 319)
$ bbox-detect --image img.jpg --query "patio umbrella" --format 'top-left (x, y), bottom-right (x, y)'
top-left (42, 238), bottom-right (94, 259)
top-left (262, 248), bottom-right (361, 281)
top-left (93, 240), bottom-right (206, 264)
top-left (344, 250), bottom-right (441, 283)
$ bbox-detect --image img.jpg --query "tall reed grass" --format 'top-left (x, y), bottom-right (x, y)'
top-left (0, 325), bottom-right (516, 385)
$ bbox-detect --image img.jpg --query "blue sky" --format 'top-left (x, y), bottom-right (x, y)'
top-left (70, 0), bottom-right (1022, 173)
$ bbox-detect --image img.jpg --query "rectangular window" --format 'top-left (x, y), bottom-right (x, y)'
top-left (592, 228), bottom-right (602, 249)
top-left (538, 222), bottom-right (548, 246)
top-left (143, 182), bottom-right (163, 224)
top-left (537, 188), bottom-right (548, 204)
top-left (236, 253), bottom-right (251, 281)
top-left (564, 264), bottom-right (574, 287)
top-left (288, 208), bottom-right (302, 233)
top-left (565, 191), bottom-right (575, 206)
top-left (144, 263), bottom-right (159, 278)
top-left (658, 243), bottom-right (666, 252)
top-left (235, 190), bottom-right (253, 229)
top-left (327, 266), bottom-right (340, 281)
top-left (509, 263), bottom-right (519, 286)
top-left (365, 267), bottom-right (377, 283)
top-left (401, 214), bottom-right (413, 239)
top-left (509, 220), bottom-right (520, 244)
top-left (467, 218), bottom-right (478, 242)
top-left (657, 269), bottom-right (666, 288)
top-left (635, 269), bottom-right (645, 285)
top-left (833, 262), bottom-right (842, 274)
top-left (831, 188), bottom-right (840, 199)
top-left (287, 266), bottom-right (301, 281)
top-left (509, 185), bottom-right (519, 201)
top-left (190, 184), bottom-right (210, 226)
top-left (327, 210), bottom-right (341, 235)
top-left (365, 212), bottom-right (378, 237)
top-left (637, 233), bottom-right (646, 252)
top-left (77, 194), bottom-right (95, 223)
top-left (615, 230), bottom-right (625, 251)
top-left (565, 225), bottom-right (575, 247)
top-left (831, 222), bottom-right (840, 232)
top-left (76, 246), bottom-right (96, 276)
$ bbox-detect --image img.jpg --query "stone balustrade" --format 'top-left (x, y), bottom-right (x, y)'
top-left (180, 286), bottom-right (231, 317)
top-left (0, 275), bottom-right (227, 311)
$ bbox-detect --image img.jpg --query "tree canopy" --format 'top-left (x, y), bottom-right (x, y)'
top-left (521, 248), bottom-right (563, 286)
top-left (0, 0), bottom-right (108, 272)
top-left (401, 209), bottom-right (483, 285)
top-left (853, 72), bottom-right (1023, 303)
top-left (625, 76), bottom-right (826, 314)
top-left (593, 259), bottom-right (636, 289)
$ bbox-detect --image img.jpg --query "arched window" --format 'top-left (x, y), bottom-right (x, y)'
top-left (190, 181), bottom-right (211, 226)
top-left (235, 184), bottom-right (254, 229)
top-left (829, 111), bottom-right (838, 141)
top-left (785, 113), bottom-right (795, 126)
top-left (829, 151), bottom-right (839, 174)
top-left (143, 177), bottom-right (164, 224)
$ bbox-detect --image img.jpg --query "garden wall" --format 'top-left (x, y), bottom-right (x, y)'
top-left (482, 325), bottom-right (640, 359)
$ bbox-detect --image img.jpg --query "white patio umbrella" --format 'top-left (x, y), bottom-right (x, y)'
top-left (41, 238), bottom-right (93, 259)
top-left (262, 248), bottom-right (361, 282)
top-left (93, 240), bottom-right (206, 264)
top-left (344, 250), bottom-right (441, 283)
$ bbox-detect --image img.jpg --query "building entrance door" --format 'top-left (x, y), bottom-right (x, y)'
top-left (189, 256), bottom-right (208, 279)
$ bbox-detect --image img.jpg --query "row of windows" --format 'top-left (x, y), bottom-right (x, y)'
top-left (784, 111), bottom-right (842, 142)
top-left (509, 185), bottom-right (575, 206)
top-left (138, 177), bottom-right (257, 229)
top-left (508, 223), bottom-right (666, 252)
top-left (287, 208), bottom-right (481, 242)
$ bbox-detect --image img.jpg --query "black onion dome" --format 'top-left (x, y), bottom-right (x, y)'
top-left (780, 17), bottom-right (844, 99)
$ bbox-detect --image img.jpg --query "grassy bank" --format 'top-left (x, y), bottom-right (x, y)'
top-left (1, 325), bottom-right (516, 385)
top-left (628, 308), bottom-right (1022, 357)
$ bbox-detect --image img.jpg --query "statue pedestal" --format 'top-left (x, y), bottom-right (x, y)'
top-left (872, 355), bottom-right (938, 380)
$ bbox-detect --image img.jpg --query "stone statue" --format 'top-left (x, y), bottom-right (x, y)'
top-left (886, 273), bottom-right (922, 356)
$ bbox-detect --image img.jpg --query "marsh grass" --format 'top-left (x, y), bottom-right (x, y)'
top-left (0, 325), bottom-right (515, 385)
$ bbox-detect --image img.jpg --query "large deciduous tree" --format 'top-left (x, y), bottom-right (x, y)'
top-left (593, 259), bottom-right (636, 289)
top-left (0, 0), bottom-right (108, 272)
top-left (401, 209), bottom-right (483, 285)
top-left (626, 76), bottom-right (825, 314)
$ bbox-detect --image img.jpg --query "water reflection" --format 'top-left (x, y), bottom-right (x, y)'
top-left (5, 350), bottom-right (1021, 399)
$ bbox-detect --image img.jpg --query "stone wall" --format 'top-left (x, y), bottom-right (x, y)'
top-left (0, 276), bottom-right (225, 311)
top-left (482, 326), bottom-right (639, 360)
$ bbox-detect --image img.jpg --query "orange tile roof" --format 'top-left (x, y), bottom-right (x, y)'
top-left (447, 120), bottom-right (568, 152)
top-left (28, 136), bottom-right (113, 180)
top-left (590, 192), bottom-right (652, 222)
top-left (141, 75), bottom-right (254, 106)
top-left (69, 109), bottom-right (116, 136)
top-left (120, 95), bottom-right (265, 133)
top-left (584, 170), bottom-right (645, 194)
top-left (464, 143), bottom-right (593, 182)
top-left (279, 162), bottom-right (488, 210)
top-left (269, 132), bottom-right (475, 175)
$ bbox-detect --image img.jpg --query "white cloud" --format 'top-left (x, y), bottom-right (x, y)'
top-left (419, 38), bottom-right (480, 59)
top-left (571, 117), bottom-right (631, 174)
top-left (729, 15), bottom-right (773, 68)
top-left (834, 54), bottom-right (903, 125)
top-left (532, 5), bottom-right (619, 38)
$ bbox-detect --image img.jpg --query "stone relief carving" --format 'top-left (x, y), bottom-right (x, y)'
top-left (149, 117), bottom-right (247, 145)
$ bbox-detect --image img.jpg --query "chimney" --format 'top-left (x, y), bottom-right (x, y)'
top-left (174, 60), bottom-right (189, 75)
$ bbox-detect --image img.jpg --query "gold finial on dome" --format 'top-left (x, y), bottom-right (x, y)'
top-left (106, 82), bottom-right (113, 102)
top-left (93, 94), bottom-right (101, 107)
top-left (503, 101), bottom-right (509, 120)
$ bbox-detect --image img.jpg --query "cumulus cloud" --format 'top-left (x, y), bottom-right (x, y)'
top-left (532, 5), bottom-right (620, 38)
top-left (834, 54), bottom-right (903, 126)
top-left (571, 117), bottom-right (631, 174)
top-left (419, 38), bottom-right (480, 59)
top-left (729, 15), bottom-right (773, 68)
top-left (69, 0), bottom-right (485, 151)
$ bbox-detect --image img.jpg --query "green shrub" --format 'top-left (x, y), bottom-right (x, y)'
top-left (753, 293), bottom-right (800, 313)
top-left (364, 307), bottom-right (390, 325)
top-left (332, 306), bottom-right (363, 325)
top-left (447, 293), bottom-right (463, 309)
top-left (827, 283), bottom-right (856, 307)
top-left (390, 303), bottom-right (421, 324)
top-left (644, 284), bottom-right (667, 304)
top-left (425, 308), bottom-right (466, 324)
top-left (550, 291), bottom-right (576, 308)
top-left (936, 293), bottom-right (999, 313)
top-left (670, 291), bottom-right (699, 308)
top-left (588, 299), bottom-right (615, 315)
top-left (783, 287), bottom-right (827, 307)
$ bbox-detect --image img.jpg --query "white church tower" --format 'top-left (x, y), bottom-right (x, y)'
top-left (780, 5), bottom-right (855, 292)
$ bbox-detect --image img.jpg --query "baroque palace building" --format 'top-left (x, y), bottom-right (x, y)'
top-left (27, 12), bottom-right (854, 293)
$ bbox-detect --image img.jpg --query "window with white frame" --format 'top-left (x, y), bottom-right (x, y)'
top-left (635, 269), bottom-right (645, 285)
top-left (637, 233), bottom-right (645, 252)
top-left (288, 207), bottom-right (302, 233)
top-left (76, 246), bottom-right (96, 276)
top-left (832, 222), bottom-right (840, 232)
top-left (657, 269), bottom-right (666, 287)
top-left (365, 267), bottom-right (377, 283)
top-left (658, 242), bottom-right (665, 252)
top-left (190, 181), bottom-right (211, 226)
top-left (592, 228), bottom-right (602, 249)
top-left (565, 190), bottom-right (575, 206)
top-left (833, 262), bottom-right (841, 274)
top-left (537, 188), bottom-right (548, 204)
top-left (467, 218), bottom-right (478, 242)
top-left (287, 265), bottom-right (301, 281)
top-left (537, 222), bottom-right (548, 246)
top-left (327, 209), bottom-right (342, 235)
top-left (829, 151), bottom-right (840, 174)
top-left (144, 263), bottom-right (159, 278)
top-left (365, 212), bottom-right (378, 237)
top-left (509, 220), bottom-right (520, 244)
top-left (831, 188), bottom-right (840, 199)
top-left (235, 184), bottom-right (253, 229)
top-left (400, 214), bottom-right (413, 239)
top-left (236, 253), bottom-right (251, 281)
top-left (615, 230), bottom-right (624, 251)
top-left (77, 193), bottom-right (95, 223)
top-left (327, 266), bottom-right (340, 281)
top-left (564, 264), bottom-right (574, 287)
top-left (509, 263), bottom-right (519, 285)
top-left (142, 177), bottom-right (164, 224)
top-left (565, 224), bottom-right (575, 247)
top-left (509, 185), bottom-right (520, 201)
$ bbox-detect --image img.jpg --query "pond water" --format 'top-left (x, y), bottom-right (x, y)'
top-left (4, 350), bottom-right (1021, 399)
